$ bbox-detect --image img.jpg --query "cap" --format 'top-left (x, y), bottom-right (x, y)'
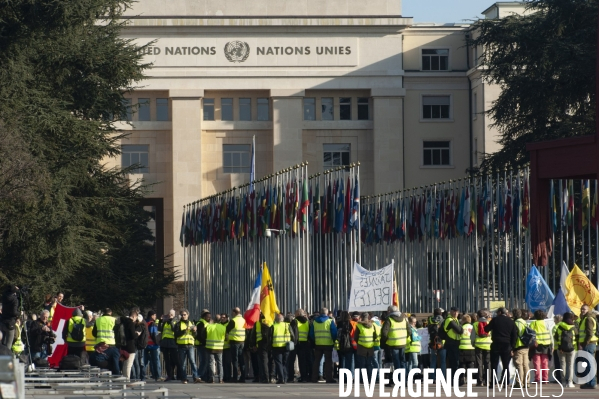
top-left (450, 306), bottom-right (459, 312)
top-left (201, 309), bottom-right (211, 317)
top-left (351, 311), bottom-right (360, 317)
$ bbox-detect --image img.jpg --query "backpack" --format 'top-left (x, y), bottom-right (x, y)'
top-left (428, 323), bottom-right (444, 350)
top-left (59, 354), bottom-right (82, 370)
top-left (114, 322), bottom-right (127, 347)
top-left (337, 327), bottom-right (353, 352)
top-left (558, 326), bottom-right (574, 353)
top-left (70, 319), bottom-right (85, 342)
top-left (519, 326), bottom-right (537, 348)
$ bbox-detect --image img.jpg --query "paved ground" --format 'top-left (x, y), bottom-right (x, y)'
top-left (25, 380), bottom-right (599, 398)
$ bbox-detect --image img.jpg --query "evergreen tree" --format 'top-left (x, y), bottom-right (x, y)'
top-left (468, 0), bottom-right (597, 171)
top-left (0, 0), bottom-right (175, 311)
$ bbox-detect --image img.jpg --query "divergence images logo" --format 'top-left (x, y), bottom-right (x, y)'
top-left (574, 350), bottom-right (598, 385)
top-left (224, 41), bottom-right (250, 63)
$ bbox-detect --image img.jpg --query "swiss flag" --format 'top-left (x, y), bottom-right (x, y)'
top-left (48, 303), bottom-right (80, 368)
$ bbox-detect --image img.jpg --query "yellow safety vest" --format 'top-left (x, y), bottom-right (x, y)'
top-left (472, 321), bottom-right (492, 351)
top-left (459, 323), bottom-right (475, 350)
top-left (206, 323), bottom-right (226, 350)
top-left (313, 319), bottom-right (333, 346)
top-left (176, 320), bottom-right (196, 345)
top-left (272, 322), bottom-right (291, 348)
top-left (229, 315), bottom-right (246, 342)
top-left (255, 322), bottom-right (263, 343)
top-left (554, 322), bottom-right (575, 347)
top-left (356, 323), bottom-right (375, 349)
top-left (405, 326), bottom-right (421, 353)
top-left (67, 316), bottom-right (86, 343)
top-left (373, 323), bottom-right (381, 348)
top-left (515, 319), bottom-right (527, 348)
top-left (530, 320), bottom-right (551, 345)
top-left (194, 319), bottom-right (208, 346)
top-left (578, 316), bottom-right (598, 344)
top-left (162, 321), bottom-right (175, 340)
top-left (94, 315), bottom-right (116, 345)
top-left (297, 320), bottom-right (310, 342)
top-left (11, 327), bottom-right (24, 354)
top-left (386, 318), bottom-right (409, 347)
top-left (224, 333), bottom-right (230, 349)
top-left (443, 317), bottom-right (460, 341)
top-left (85, 325), bottom-right (95, 351)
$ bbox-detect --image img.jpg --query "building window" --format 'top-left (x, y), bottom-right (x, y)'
top-left (423, 141), bottom-right (451, 166)
top-left (239, 98), bottom-right (251, 121)
top-left (472, 92), bottom-right (477, 120)
top-left (156, 98), bottom-right (169, 121)
top-left (321, 97), bottom-right (334, 120)
top-left (422, 96), bottom-right (450, 119)
top-left (138, 98), bottom-right (150, 121)
top-left (422, 49), bottom-right (449, 71)
top-left (221, 98), bottom-right (233, 121)
top-left (357, 98), bottom-right (369, 120)
top-left (223, 144), bottom-right (251, 173)
top-left (122, 144), bottom-right (149, 173)
top-left (122, 98), bottom-right (132, 121)
top-left (323, 143), bottom-right (350, 168)
top-left (203, 98), bottom-right (215, 121)
top-left (257, 98), bottom-right (269, 121)
top-left (340, 97), bottom-right (351, 120)
top-left (304, 98), bottom-right (316, 120)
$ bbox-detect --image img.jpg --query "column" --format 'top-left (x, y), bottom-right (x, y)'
top-left (271, 89), bottom-right (305, 171)
top-left (168, 89), bottom-right (203, 306)
top-left (372, 88), bottom-right (405, 193)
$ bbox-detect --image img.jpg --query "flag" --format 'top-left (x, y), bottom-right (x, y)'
top-left (525, 265), bottom-right (555, 312)
top-left (559, 261), bottom-right (569, 292)
top-left (260, 262), bottom-right (280, 325)
top-left (567, 180), bottom-right (574, 227)
top-left (313, 183), bottom-right (320, 233)
top-left (550, 289), bottom-right (572, 316)
top-left (350, 176), bottom-right (360, 229)
top-left (48, 303), bottom-right (81, 367)
top-left (244, 267), bottom-right (262, 328)
top-left (504, 179), bottom-right (512, 230)
top-left (335, 178), bottom-right (345, 233)
top-left (550, 180), bottom-right (557, 233)
top-left (463, 186), bottom-right (471, 235)
top-left (582, 180), bottom-right (590, 229)
top-left (301, 179), bottom-right (309, 230)
top-left (512, 179), bottom-right (520, 232)
top-left (562, 181), bottom-right (569, 227)
top-left (563, 264), bottom-right (599, 316)
top-left (179, 209), bottom-right (186, 246)
top-left (249, 135), bottom-right (256, 193)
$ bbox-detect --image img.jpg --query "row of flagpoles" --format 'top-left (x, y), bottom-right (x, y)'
top-left (182, 162), bottom-right (599, 315)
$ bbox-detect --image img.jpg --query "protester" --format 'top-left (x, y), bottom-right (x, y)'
top-left (119, 309), bottom-right (138, 381)
top-left (250, 313), bottom-right (271, 383)
top-left (427, 308), bottom-right (446, 382)
top-left (442, 307), bottom-right (463, 377)
top-left (133, 314), bottom-right (148, 381)
top-left (289, 309), bottom-right (311, 382)
top-left (174, 309), bottom-right (198, 384)
top-left (309, 307), bottom-right (337, 383)
top-left (473, 309), bottom-right (492, 387)
top-left (145, 311), bottom-right (162, 381)
top-left (28, 310), bottom-right (55, 361)
top-left (529, 310), bottom-right (552, 384)
top-left (195, 309), bottom-right (212, 382)
top-left (159, 309), bottom-right (179, 382)
top-left (484, 307), bottom-right (517, 386)
top-left (354, 313), bottom-right (376, 375)
top-left (63, 308), bottom-right (86, 361)
top-left (204, 315), bottom-right (226, 383)
top-left (271, 313), bottom-right (294, 384)
top-left (554, 312), bottom-right (576, 388)
top-left (511, 309), bottom-right (530, 388)
top-left (458, 314), bottom-right (475, 386)
top-left (405, 316), bottom-right (421, 373)
top-left (1, 285), bottom-right (19, 347)
top-left (381, 305), bottom-right (409, 381)
top-left (226, 307), bottom-right (247, 383)
top-left (577, 304), bottom-right (597, 389)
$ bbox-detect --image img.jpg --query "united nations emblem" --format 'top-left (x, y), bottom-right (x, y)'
top-left (224, 41), bottom-right (250, 63)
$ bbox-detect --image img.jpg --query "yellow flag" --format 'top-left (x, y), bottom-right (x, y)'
top-left (564, 264), bottom-right (599, 316)
top-left (260, 262), bottom-right (279, 325)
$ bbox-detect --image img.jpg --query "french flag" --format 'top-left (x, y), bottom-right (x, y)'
top-left (243, 271), bottom-right (262, 328)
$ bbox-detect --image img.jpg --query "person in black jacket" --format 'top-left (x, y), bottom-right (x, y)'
top-left (27, 310), bottom-right (55, 360)
top-left (484, 307), bottom-right (518, 385)
top-left (1, 285), bottom-right (19, 347)
top-left (250, 313), bottom-right (271, 383)
top-left (132, 314), bottom-right (148, 381)
top-left (120, 309), bottom-right (139, 381)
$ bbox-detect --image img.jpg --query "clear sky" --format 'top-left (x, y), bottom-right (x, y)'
top-left (403, 0), bottom-right (488, 24)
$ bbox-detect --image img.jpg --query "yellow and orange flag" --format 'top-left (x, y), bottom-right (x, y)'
top-left (260, 262), bottom-right (279, 325)
top-left (564, 264), bottom-right (599, 316)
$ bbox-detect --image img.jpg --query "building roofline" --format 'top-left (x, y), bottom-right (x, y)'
top-left (121, 14), bottom-right (405, 20)
top-left (481, 2), bottom-right (526, 16)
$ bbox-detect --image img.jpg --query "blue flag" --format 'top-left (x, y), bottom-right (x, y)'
top-left (525, 265), bottom-right (555, 312)
top-left (335, 178), bottom-right (345, 233)
top-left (551, 288), bottom-right (571, 316)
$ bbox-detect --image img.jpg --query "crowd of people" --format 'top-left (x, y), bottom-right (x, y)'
top-left (1, 285), bottom-right (598, 389)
